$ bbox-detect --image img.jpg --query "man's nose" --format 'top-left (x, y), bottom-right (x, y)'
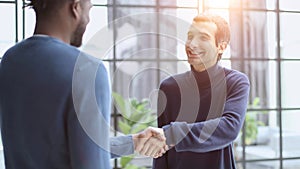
top-left (189, 38), bottom-right (198, 49)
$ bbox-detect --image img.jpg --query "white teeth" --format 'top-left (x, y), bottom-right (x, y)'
top-left (188, 49), bottom-right (203, 54)
top-left (190, 51), bottom-right (203, 55)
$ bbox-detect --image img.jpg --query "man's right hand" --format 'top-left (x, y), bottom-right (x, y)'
top-left (132, 127), bottom-right (168, 158)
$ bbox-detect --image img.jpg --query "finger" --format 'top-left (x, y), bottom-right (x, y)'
top-left (147, 138), bottom-right (160, 157)
top-left (135, 137), bottom-right (148, 153)
top-left (145, 138), bottom-right (166, 157)
top-left (153, 149), bottom-right (165, 158)
top-left (144, 127), bottom-right (156, 139)
top-left (142, 137), bottom-right (163, 157)
top-left (154, 152), bottom-right (163, 158)
top-left (140, 138), bottom-right (152, 155)
top-left (153, 133), bottom-right (165, 141)
top-left (149, 127), bottom-right (166, 141)
top-left (164, 144), bottom-right (169, 151)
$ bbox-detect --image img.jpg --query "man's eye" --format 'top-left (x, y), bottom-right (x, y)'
top-left (200, 36), bottom-right (209, 41)
top-left (188, 35), bottom-right (193, 40)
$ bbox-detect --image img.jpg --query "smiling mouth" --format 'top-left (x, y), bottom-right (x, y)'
top-left (188, 50), bottom-right (205, 57)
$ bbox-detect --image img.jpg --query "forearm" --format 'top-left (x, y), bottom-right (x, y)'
top-left (163, 116), bottom-right (242, 153)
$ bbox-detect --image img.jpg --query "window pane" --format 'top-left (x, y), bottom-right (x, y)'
top-left (112, 9), bottom-right (157, 60)
top-left (24, 8), bottom-right (35, 38)
top-left (205, 0), bottom-right (229, 8)
top-left (229, 11), bottom-right (277, 59)
top-left (231, 60), bottom-right (277, 109)
top-left (282, 110), bottom-right (300, 158)
top-left (235, 110), bottom-right (280, 161)
top-left (0, 132), bottom-right (3, 168)
top-left (0, 42), bottom-right (14, 58)
top-left (91, 0), bottom-right (107, 5)
top-left (107, 0), bottom-right (156, 6)
top-left (160, 0), bottom-right (198, 7)
top-left (228, 0), bottom-right (276, 10)
top-left (159, 9), bottom-right (195, 61)
top-left (243, 0), bottom-right (276, 10)
top-left (246, 161), bottom-right (279, 169)
top-left (83, 7), bottom-right (108, 45)
top-left (281, 61), bottom-right (300, 108)
top-left (266, 0), bottom-right (277, 10)
top-left (280, 0), bottom-right (300, 11)
top-left (111, 61), bottom-right (160, 99)
top-left (160, 9), bottom-right (198, 60)
top-left (114, 31), bottom-right (157, 60)
top-left (0, 4), bottom-right (15, 42)
top-left (283, 159), bottom-right (300, 169)
top-left (0, 4), bottom-right (15, 57)
top-left (109, 60), bottom-right (190, 100)
top-left (266, 12), bottom-right (277, 59)
top-left (280, 13), bottom-right (300, 59)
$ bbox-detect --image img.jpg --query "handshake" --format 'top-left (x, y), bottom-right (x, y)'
top-left (132, 127), bottom-right (169, 158)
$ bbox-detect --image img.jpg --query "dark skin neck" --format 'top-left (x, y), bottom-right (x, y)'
top-left (33, 4), bottom-right (76, 45)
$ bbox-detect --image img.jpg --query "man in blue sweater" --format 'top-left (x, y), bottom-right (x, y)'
top-left (0, 0), bottom-right (166, 169)
top-left (153, 15), bottom-right (250, 169)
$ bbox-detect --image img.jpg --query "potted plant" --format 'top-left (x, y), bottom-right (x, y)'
top-left (243, 97), bottom-right (266, 145)
top-left (112, 92), bottom-right (157, 169)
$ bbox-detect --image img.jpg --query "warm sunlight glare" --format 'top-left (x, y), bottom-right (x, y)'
top-left (206, 0), bottom-right (229, 8)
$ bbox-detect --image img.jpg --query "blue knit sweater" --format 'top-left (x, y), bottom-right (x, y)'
top-left (153, 64), bottom-right (250, 169)
top-left (0, 36), bottom-right (112, 169)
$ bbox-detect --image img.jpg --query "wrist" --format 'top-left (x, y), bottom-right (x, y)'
top-left (132, 133), bottom-right (138, 151)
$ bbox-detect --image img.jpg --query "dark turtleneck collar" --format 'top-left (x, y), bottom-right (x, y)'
top-left (191, 64), bottom-right (224, 89)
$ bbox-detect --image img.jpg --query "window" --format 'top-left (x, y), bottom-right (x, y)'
top-left (1, 0), bottom-right (299, 169)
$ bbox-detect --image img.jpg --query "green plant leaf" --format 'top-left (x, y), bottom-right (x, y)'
top-left (124, 164), bottom-right (140, 169)
top-left (120, 156), bottom-right (133, 168)
top-left (113, 92), bottom-right (157, 168)
top-left (252, 97), bottom-right (260, 107)
top-left (112, 92), bottom-right (131, 118)
top-left (118, 120), bottom-right (131, 134)
top-left (130, 123), bottom-right (148, 133)
top-left (142, 112), bottom-right (156, 124)
top-left (130, 111), bottom-right (148, 123)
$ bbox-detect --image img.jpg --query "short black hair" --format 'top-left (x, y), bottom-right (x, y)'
top-left (24, 0), bottom-right (72, 16)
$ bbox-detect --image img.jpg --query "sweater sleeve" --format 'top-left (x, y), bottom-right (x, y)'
top-left (163, 73), bottom-right (250, 153)
top-left (110, 135), bottom-right (134, 158)
top-left (69, 58), bottom-right (111, 168)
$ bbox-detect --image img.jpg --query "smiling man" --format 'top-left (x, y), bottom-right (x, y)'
top-left (0, 0), bottom-right (167, 169)
top-left (153, 14), bottom-right (250, 169)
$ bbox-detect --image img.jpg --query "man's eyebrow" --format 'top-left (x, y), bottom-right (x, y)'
top-left (198, 32), bottom-right (211, 37)
top-left (187, 30), bottom-right (211, 37)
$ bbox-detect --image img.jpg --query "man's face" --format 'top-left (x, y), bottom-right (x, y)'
top-left (185, 21), bottom-right (219, 70)
top-left (71, 0), bottom-right (93, 47)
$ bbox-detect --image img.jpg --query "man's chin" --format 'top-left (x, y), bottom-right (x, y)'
top-left (188, 59), bottom-right (198, 65)
top-left (188, 57), bottom-right (200, 63)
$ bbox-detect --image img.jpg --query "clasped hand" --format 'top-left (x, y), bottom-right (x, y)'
top-left (132, 127), bottom-right (168, 158)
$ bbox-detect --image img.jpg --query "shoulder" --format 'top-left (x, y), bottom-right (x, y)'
top-left (75, 51), bottom-right (107, 74)
top-left (224, 67), bottom-right (250, 86)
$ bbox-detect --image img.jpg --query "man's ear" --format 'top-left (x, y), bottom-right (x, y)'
top-left (70, 0), bottom-right (81, 19)
top-left (217, 41), bottom-right (227, 54)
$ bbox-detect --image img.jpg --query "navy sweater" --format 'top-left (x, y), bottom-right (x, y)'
top-left (153, 64), bottom-right (250, 169)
